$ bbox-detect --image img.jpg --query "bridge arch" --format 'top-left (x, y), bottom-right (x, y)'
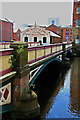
top-left (66, 49), bottom-right (73, 60)
top-left (29, 57), bottom-right (62, 88)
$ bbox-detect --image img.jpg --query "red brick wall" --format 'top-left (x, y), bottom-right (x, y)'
top-left (0, 19), bottom-right (13, 42)
top-left (73, 2), bottom-right (80, 27)
top-left (13, 29), bottom-right (21, 41)
top-left (46, 24), bottom-right (61, 36)
top-left (61, 27), bottom-right (72, 43)
top-left (53, 37), bottom-right (62, 43)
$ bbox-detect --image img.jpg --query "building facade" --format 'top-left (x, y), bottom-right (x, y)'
top-left (13, 29), bottom-right (21, 41)
top-left (46, 24), bottom-right (61, 36)
top-left (21, 24), bottom-right (61, 45)
top-left (61, 26), bottom-right (72, 43)
top-left (21, 24), bottom-right (50, 45)
top-left (72, 0), bottom-right (80, 44)
top-left (45, 24), bottom-right (62, 43)
top-left (0, 19), bottom-right (13, 42)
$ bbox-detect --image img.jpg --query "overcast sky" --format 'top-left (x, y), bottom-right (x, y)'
top-left (1, 1), bottom-right (73, 31)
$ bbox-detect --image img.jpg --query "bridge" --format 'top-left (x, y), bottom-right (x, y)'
top-left (28, 43), bottom-right (72, 87)
top-left (0, 42), bottom-right (73, 119)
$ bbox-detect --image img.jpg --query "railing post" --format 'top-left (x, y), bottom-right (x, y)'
top-left (10, 41), bottom-right (40, 119)
top-left (35, 47), bottom-right (37, 62)
top-left (56, 44), bottom-right (57, 52)
top-left (51, 45), bottom-right (52, 54)
top-left (62, 43), bottom-right (66, 61)
top-left (44, 46), bottom-right (45, 58)
top-left (10, 41), bottom-right (30, 94)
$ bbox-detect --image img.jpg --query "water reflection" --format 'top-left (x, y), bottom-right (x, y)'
top-left (41, 57), bottom-right (80, 119)
top-left (68, 57), bottom-right (80, 118)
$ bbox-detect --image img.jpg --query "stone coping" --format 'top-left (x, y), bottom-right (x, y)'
top-left (0, 71), bottom-right (16, 83)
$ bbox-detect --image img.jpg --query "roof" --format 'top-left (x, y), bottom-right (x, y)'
top-left (48, 31), bottom-right (61, 38)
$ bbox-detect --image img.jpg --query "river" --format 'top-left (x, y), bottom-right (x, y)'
top-left (3, 57), bottom-right (80, 120)
top-left (37, 57), bottom-right (80, 119)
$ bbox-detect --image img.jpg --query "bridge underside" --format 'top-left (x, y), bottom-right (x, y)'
top-left (29, 47), bottom-right (72, 88)
top-left (29, 57), bottom-right (62, 88)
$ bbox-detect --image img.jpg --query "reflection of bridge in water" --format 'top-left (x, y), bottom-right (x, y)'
top-left (40, 57), bottom-right (80, 118)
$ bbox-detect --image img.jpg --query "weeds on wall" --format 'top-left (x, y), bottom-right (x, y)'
top-left (8, 45), bottom-right (24, 69)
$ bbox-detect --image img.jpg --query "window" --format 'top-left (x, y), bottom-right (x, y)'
top-left (57, 30), bottom-right (59, 34)
top-left (70, 39), bottom-right (72, 41)
top-left (66, 36), bottom-right (68, 39)
top-left (34, 37), bottom-right (37, 42)
top-left (70, 36), bottom-right (72, 38)
top-left (24, 37), bottom-right (28, 42)
top-left (66, 29), bottom-right (69, 31)
top-left (77, 7), bottom-right (80, 13)
top-left (70, 33), bottom-right (72, 34)
top-left (65, 39), bottom-right (68, 42)
top-left (76, 19), bottom-right (80, 27)
top-left (61, 29), bottom-right (63, 32)
top-left (43, 37), bottom-right (46, 43)
top-left (71, 29), bottom-right (72, 31)
top-left (66, 33), bottom-right (69, 35)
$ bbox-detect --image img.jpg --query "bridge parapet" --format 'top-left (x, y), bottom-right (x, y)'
top-left (0, 48), bottom-right (16, 113)
top-left (65, 43), bottom-right (72, 50)
top-left (28, 43), bottom-right (72, 64)
top-left (0, 48), bottom-right (14, 76)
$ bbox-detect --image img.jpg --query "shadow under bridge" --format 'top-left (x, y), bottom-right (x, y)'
top-left (29, 57), bottom-right (62, 88)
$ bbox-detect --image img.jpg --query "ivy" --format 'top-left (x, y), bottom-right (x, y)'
top-left (17, 45), bottom-right (24, 54)
top-left (8, 45), bottom-right (24, 69)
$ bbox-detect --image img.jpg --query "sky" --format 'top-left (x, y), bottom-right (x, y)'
top-left (0, 0), bottom-right (73, 31)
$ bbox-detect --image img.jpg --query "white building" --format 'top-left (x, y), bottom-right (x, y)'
top-left (21, 24), bottom-right (50, 45)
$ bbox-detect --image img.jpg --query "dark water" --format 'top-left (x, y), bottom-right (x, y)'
top-left (39, 57), bottom-right (80, 119)
top-left (2, 57), bottom-right (80, 120)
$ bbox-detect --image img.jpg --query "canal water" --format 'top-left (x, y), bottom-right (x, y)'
top-left (33, 57), bottom-right (80, 119)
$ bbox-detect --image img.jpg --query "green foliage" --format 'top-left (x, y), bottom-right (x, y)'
top-left (8, 45), bottom-right (24, 69)
top-left (17, 45), bottom-right (24, 54)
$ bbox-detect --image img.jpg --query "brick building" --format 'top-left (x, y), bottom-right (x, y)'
top-left (21, 24), bottom-right (50, 45)
top-left (0, 19), bottom-right (13, 42)
top-left (60, 26), bottom-right (72, 43)
top-left (21, 24), bottom-right (61, 45)
top-left (45, 24), bottom-right (62, 43)
top-left (13, 29), bottom-right (21, 41)
top-left (72, 0), bottom-right (80, 44)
